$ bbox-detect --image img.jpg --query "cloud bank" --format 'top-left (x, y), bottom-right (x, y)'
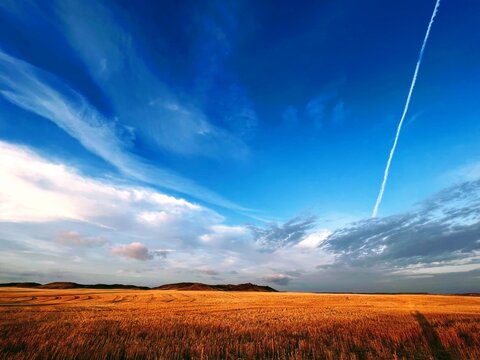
top-left (0, 141), bottom-right (478, 292)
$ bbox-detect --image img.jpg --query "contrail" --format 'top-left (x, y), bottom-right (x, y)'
top-left (372, 0), bottom-right (441, 218)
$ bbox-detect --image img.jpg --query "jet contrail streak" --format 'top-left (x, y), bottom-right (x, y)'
top-left (372, 0), bottom-right (441, 218)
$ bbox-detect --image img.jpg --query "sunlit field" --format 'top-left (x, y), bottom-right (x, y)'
top-left (0, 288), bottom-right (479, 359)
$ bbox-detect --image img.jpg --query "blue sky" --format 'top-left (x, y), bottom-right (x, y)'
top-left (0, 0), bottom-right (479, 292)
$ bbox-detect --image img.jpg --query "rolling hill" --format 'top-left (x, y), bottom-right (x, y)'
top-left (0, 281), bottom-right (277, 292)
top-left (154, 282), bottom-right (278, 292)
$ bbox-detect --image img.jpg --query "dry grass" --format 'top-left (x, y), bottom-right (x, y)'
top-left (0, 288), bottom-right (479, 359)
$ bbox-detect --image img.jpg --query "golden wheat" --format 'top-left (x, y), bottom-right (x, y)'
top-left (0, 288), bottom-right (479, 359)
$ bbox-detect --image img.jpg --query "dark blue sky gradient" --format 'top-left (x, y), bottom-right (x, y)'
top-left (1, 0), bottom-right (479, 219)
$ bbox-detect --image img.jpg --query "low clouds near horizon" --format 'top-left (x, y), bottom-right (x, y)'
top-left (0, 139), bottom-right (479, 292)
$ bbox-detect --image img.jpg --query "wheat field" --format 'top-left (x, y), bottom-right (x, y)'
top-left (0, 288), bottom-right (479, 359)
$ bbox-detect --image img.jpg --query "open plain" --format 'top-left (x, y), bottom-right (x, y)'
top-left (0, 288), bottom-right (479, 359)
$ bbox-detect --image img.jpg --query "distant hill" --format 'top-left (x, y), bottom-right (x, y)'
top-left (0, 282), bottom-right (149, 290)
top-left (38, 282), bottom-right (150, 290)
top-left (154, 282), bottom-right (278, 292)
top-left (0, 282), bottom-right (41, 288)
top-left (215, 283), bottom-right (278, 292)
top-left (154, 282), bottom-right (217, 291)
top-left (38, 282), bottom-right (83, 289)
top-left (0, 281), bottom-right (277, 292)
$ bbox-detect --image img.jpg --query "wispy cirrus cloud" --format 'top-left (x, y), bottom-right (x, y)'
top-left (282, 106), bottom-right (299, 127)
top-left (306, 92), bottom-right (346, 128)
top-left (55, 0), bottom-right (252, 160)
top-left (1, 0), bottom-right (252, 161)
top-left (190, 2), bottom-right (258, 138)
top-left (443, 161), bottom-right (480, 184)
top-left (0, 50), bottom-right (242, 210)
top-left (283, 90), bottom-right (346, 129)
top-left (55, 231), bottom-right (107, 247)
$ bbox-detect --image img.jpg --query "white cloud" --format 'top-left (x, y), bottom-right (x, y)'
top-left (0, 140), bottom-right (225, 239)
top-left (137, 211), bottom-right (172, 226)
top-left (111, 242), bottom-right (157, 261)
top-left (0, 141), bottom-right (82, 222)
top-left (199, 225), bottom-right (251, 246)
top-left (296, 229), bottom-right (331, 249)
